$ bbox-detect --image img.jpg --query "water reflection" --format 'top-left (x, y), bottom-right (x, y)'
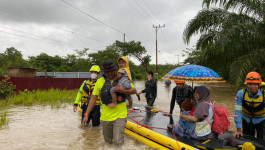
top-left (0, 80), bottom-right (237, 149)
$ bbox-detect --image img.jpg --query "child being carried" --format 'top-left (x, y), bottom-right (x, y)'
top-left (108, 56), bottom-right (133, 108)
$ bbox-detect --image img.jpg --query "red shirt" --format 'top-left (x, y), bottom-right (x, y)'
top-left (189, 108), bottom-right (195, 116)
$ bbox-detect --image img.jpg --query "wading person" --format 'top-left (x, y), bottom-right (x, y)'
top-left (233, 72), bottom-right (265, 139)
top-left (137, 71), bottom-right (157, 107)
top-left (73, 65), bottom-right (101, 126)
top-left (82, 61), bottom-right (137, 146)
top-left (165, 80), bottom-right (171, 87)
top-left (166, 80), bottom-right (193, 116)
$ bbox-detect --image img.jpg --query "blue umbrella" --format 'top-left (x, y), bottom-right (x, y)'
top-left (162, 65), bottom-right (225, 83)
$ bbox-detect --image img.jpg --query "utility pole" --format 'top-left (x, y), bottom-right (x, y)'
top-left (153, 24), bottom-right (165, 75)
top-left (123, 33), bottom-right (125, 56)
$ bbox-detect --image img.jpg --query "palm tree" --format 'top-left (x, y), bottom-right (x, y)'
top-left (183, 0), bottom-right (265, 88)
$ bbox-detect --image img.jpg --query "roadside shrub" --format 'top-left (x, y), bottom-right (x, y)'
top-left (135, 73), bottom-right (142, 79)
top-left (0, 77), bottom-right (16, 100)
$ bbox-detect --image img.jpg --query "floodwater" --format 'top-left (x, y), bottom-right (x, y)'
top-left (0, 80), bottom-right (237, 150)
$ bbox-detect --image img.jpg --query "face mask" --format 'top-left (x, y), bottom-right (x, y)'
top-left (91, 73), bottom-right (98, 79)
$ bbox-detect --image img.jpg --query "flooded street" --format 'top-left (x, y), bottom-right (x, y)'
top-left (0, 80), bottom-right (237, 149)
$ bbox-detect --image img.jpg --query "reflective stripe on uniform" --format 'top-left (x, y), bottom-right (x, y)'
top-left (235, 105), bottom-right (242, 110)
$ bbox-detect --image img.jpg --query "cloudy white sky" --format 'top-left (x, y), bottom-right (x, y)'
top-left (0, 0), bottom-right (203, 65)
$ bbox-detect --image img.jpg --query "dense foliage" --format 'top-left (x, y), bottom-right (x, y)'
top-left (0, 77), bottom-right (15, 100)
top-left (183, 0), bottom-right (265, 88)
top-left (0, 40), bottom-right (178, 80)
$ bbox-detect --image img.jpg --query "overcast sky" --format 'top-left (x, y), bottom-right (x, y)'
top-left (0, 0), bottom-right (203, 65)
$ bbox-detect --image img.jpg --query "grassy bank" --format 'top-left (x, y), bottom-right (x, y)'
top-left (6, 88), bottom-right (77, 108)
top-left (0, 88), bottom-right (77, 128)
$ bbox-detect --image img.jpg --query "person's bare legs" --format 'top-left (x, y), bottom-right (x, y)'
top-left (127, 101), bottom-right (132, 108)
top-left (126, 95), bottom-right (133, 108)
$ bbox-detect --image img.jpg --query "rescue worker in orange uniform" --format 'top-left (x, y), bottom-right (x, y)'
top-left (233, 72), bottom-right (265, 139)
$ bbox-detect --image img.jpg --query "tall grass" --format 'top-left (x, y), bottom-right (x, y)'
top-left (6, 88), bottom-right (77, 108)
top-left (0, 111), bottom-right (9, 127)
top-left (0, 88), bottom-right (77, 128)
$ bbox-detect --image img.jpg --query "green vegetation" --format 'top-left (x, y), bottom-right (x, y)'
top-left (6, 88), bottom-right (77, 108)
top-left (183, 0), bottom-right (265, 88)
top-left (0, 77), bottom-right (15, 100)
top-left (0, 95), bottom-right (9, 127)
top-left (0, 88), bottom-right (77, 128)
top-left (2, 1), bottom-right (264, 88)
top-left (0, 111), bottom-right (9, 127)
top-left (0, 40), bottom-right (176, 80)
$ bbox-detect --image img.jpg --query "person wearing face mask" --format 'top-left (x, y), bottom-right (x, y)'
top-left (73, 65), bottom-right (101, 126)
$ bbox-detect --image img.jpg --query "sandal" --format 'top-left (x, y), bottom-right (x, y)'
top-left (136, 94), bottom-right (140, 101)
top-left (162, 112), bottom-right (171, 116)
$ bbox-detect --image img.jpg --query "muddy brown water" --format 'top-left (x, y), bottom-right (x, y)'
top-left (0, 80), bottom-right (237, 149)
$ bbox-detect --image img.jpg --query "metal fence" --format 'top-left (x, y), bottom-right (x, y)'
top-left (36, 72), bottom-right (91, 78)
top-left (0, 77), bottom-right (85, 92)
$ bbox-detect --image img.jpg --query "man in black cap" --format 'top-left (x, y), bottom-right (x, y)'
top-left (82, 60), bottom-right (137, 146)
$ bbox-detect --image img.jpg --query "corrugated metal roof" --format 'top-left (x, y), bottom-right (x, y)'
top-left (36, 72), bottom-right (91, 78)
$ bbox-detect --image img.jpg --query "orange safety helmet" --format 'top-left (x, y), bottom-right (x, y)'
top-left (174, 80), bottom-right (185, 84)
top-left (245, 72), bottom-right (262, 84)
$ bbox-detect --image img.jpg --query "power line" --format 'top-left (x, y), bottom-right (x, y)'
top-left (0, 26), bottom-right (90, 51)
top-left (0, 5), bottom-right (108, 44)
top-left (0, 30), bottom-right (67, 55)
top-left (164, 28), bottom-right (176, 50)
top-left (0, 29), bottom-right (91, 54)
top-left (0, 25), bottom-right (70, 45)
top-left (132, 0), bottom-right (154, 23)
top-left (126, 0), bottom-right (170, 52)
top-left (0, 30), bottom-right (40, 40)
top-left (135, 1), bottom-right (176, 51)
top-left (126, 0), bottom-right (153, 24)
top-left (142, 0), bottom-right (161, 24)
top-left (138, 1), bottom-right (174, 50)
top-left (61, 0), bottom-right (124, 34)
top-left (126, 0), bottom-right (172, 52)
top-left (160, 29), bottom-right (173, 50)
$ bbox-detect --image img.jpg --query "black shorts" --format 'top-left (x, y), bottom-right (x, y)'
top-left (82, 104), bottom-right (100, 126)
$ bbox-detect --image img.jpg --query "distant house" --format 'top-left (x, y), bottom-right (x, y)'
top-left (8, 67), bottom-right (37, 77)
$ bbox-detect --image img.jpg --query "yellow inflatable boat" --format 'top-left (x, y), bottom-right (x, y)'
top-left (125, 104), bottom-right (265, 150)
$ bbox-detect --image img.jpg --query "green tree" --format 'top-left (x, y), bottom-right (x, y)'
top-left (183, 47), bottom-right (203, 65)
top-left (183, 0), bottom-right (265, 88)
top-left (113, 40), bottom-right (151, 71)
top-left (88, 49), bottom-right (120, 67)
top-left (72, 48), bottom-right (92, 72)
top-left (29, 53), bottom-right (63, 72)
top-left (74, 48), bottom-right (89, 59)
top-left (0, 47), bottom-right (29, 73)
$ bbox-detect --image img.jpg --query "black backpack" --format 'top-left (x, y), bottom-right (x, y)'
top-left (100, 78), bottom-right (126, 105)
